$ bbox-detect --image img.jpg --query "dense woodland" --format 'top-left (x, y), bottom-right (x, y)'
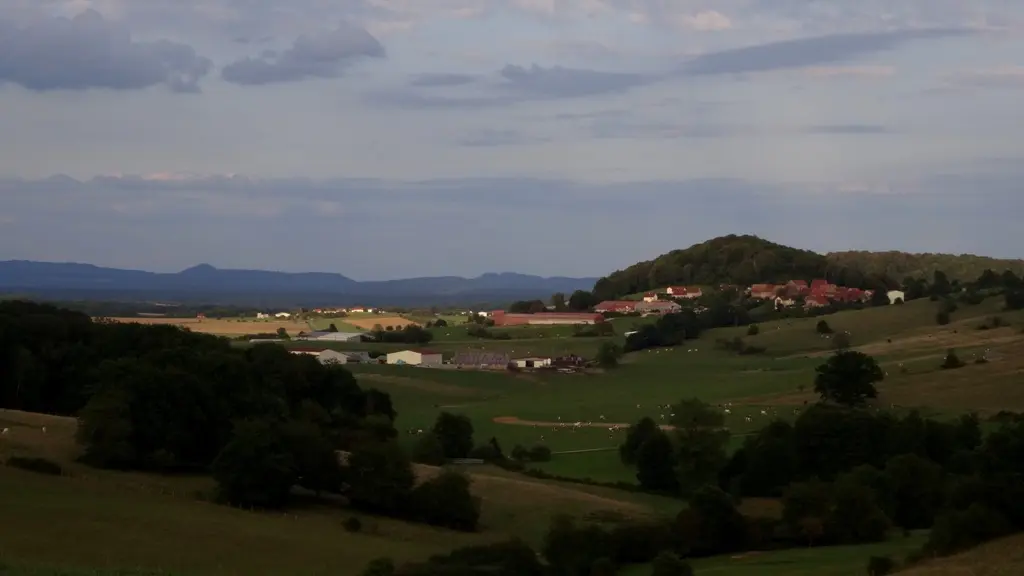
top-left (0, 301), bottom-right (476, 530)
top-left (592, 235), bottom-right (1024, 300)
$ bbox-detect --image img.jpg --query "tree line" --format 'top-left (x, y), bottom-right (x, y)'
top-left (0, 300), bottom-right (475, 532)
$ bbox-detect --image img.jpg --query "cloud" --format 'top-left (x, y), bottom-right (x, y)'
top-left (0, 9), bottom-right (211, 93)
top-left (3, 167), bottom-right (1024, 278)
top-left (681, 29), bottom-right (969, 76)
top-left (458, 129), bottom-right (549, 147)
top-left (498, 64), bottom-right (649, 98)
top-left (946, 66), bottom-right (1024, 89)
top-left (409, 73), bottom-right (477, 87)
top-left (806, 124), bottom-right (891, 134)
top-left (221, 22), bottom-right (385, 85)
top-left (674, 10), bottom-right (732, 31)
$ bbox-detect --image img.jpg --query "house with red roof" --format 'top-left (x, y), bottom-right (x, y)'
top-left (805, 294), bottom-right (830, 308)
top-left (750, 283), bottom-right (778, 299)
top-left (666, 286), bottom-right (702, 299)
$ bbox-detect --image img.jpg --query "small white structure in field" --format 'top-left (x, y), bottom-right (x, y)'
top-left (887, 290), bottom-right (905, 304)
top-left (274, 312), bottom-right (292, 318)
top-left (512, 356), bottom-right (552, 369)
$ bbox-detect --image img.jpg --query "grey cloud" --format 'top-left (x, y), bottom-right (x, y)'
top-left (0, 10), bottom-right (211, 93)
top-left (374, 64), bottom-right (653, 109)
top-left (498, 64), bottom-right (650, 98)
top-left (409, 73), bottom-right (477, 87)
top-left (221, 22), bottom-right (385, 85)
top-left (458, 129), bottom-right (550, 147)
top-left (806, 124), bottom-right (891, 134)
top-left (681, 29), bottom-right (969, 76)
top-left (3, 167), bottom-right (1024, 278)
top-left (377, 28), bottom-right (961, 109)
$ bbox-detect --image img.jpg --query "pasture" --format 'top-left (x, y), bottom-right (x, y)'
top-left (0, 408), bottom-right (690, 575)
top-left (349, 297), bottom-right (1024, 485)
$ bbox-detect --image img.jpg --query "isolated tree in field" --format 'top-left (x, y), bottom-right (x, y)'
top-left (671, 399), bottom-right (729, 495)
top-left (620, 417), bottom-right (661, 465)
top-left (327, 323), bottom-right (338, 332)
top-left (551, 292), bottom-right (568, 311)
top-left (410, 469), bottom-right (480, 531)
top-left (870, 287), bottom-right (890, 307)
top-left (432, 412), bottom-right (474, 459)
top-left (596, 341), bottom-right (623, 368)
top-left (936, 310), bottom-right (951, 325)
top-left (212, 419), bottom-right (297, 509)
top-left (276, 327), bottom-right (290, 339)
top-left (635, 430), bottom-right (679, 493)
top-left (568, 289), bottom-right (598, 311)
top-left (746, 323), bottom-right (760, 336)
top-left (813, 350), bottom-right (884, 407)
top-left (815, 319), bottom-right (833, 334)
top-left (931, 270), bottom-right (952, 297)
top-left (434, 318), bottom-right (448, 328)
top-left (343, 441), bottom-right (415, 515)
top-left (411, 432), bottom-right (446, 465)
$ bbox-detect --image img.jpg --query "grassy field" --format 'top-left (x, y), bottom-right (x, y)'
top-left (18, 296), bottom-right (1024, 574)
top-left (0, 408), bottom-right (689, 575)
top-left (345, 297), bottom-right (1024, 486)
top-left (620, 532), bottom-right (930, 576)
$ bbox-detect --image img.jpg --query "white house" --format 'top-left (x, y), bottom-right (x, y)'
top-left (887, 290), bottom-right (906, 305)
top-left (386, 349), bottom-right (443, 366)
top-left (256, 312), bottom-right (270, 319)
top-left (512, 356), bottom-right (552, 369)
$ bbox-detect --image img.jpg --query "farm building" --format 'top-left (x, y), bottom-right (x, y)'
top-left (289, 347), bottom-right (323, 356)
top-left (887, 290), bottom-right (906, 304)
top-left (635, 301), bottom-right (681, 314)
top-left (512, 356), bottom-right (552, 369)
top-left (453, 351), bottom-right (511, 369)
top-left (314, 332), bottom-right (365, 342)
top-left (594, 301), bottom-right (637, 313)
top-left (490, 311), bottom-right (604, 326)
top-left (666, 286), bottom-right (702, 299)
top-left (386, 349), bottom-right (443, 366)
top-left (318, 350), bottom-right (350, 364)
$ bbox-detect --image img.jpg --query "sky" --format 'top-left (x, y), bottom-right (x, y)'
top-left (1, 1), bottom-right (1023, 280)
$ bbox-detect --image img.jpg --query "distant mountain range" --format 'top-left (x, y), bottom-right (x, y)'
top-left (0, 261), bottom-right (598, 307)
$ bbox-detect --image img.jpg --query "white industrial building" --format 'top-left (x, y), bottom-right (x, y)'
top-left (386, 349), bottom-right (443, 366)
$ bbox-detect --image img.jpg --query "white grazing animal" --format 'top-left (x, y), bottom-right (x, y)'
top-left (1, 428), bottom-right (8, 435)
top-left (744, 417), bottom-right (752, 423)
top-left (41, 426), bottom-right (47, 433)
top-left (724, 409), bottom-right (731, 415)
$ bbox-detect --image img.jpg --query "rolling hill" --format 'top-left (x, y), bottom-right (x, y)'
top-left (0, 261), bottom-right (597, 307)
top-left (593, 235), bottom-right (1024, 300)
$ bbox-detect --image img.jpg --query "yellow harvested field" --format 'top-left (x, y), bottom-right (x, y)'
top-left (345, 316), bottom-right (419, 330)
top-left (97, 317), bottom-right (309, 336)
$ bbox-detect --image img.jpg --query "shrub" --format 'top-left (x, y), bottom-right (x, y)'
top-left (936, 310), bottom-right (951, 325)
top-left (866, 555), bottom-right (896, 576)
top-left (816, 320), bottom-right (833, 334)
top-left (5, 456), bottom-right (63, 476)
top-left (510, 444), bottom-right (530, 462)
top-left (941, 349), bottom-right (965, 370)
top-left (650, 550), bottom-right (693, 576)
top-left (343, 516), bottom-right (363, 532)
top-left (746, 324), bottom-right (760, 336)
top-left (360, 557), bottom-right (395, 576)
top-left (410, 469), bottom-right (481, 531)
top-left (925, 504), bottom-right (1012, 556)
top-left (468, 443), bottom-right (501, 462)
top-left (529, 444), bottom-right (552, 462)
top-left (411, 433), bottom-right (446, 466)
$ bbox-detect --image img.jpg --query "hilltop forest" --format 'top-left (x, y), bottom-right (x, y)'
top-left (593, 235), bottom-right (1024, 300)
